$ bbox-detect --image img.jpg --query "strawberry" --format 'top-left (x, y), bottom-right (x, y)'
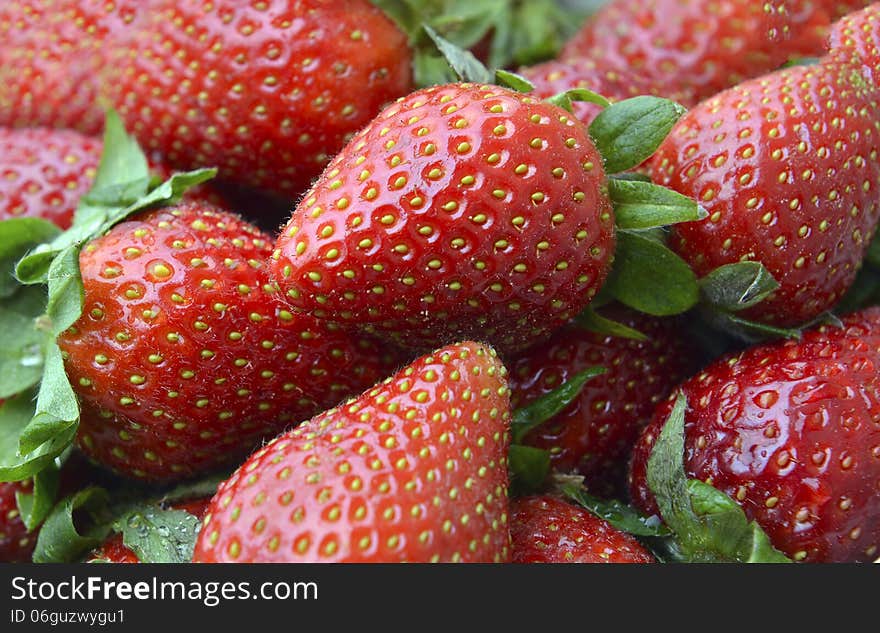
top-left (651, 38), bottom-right (880, 326)
top-left (511, 495), bottom-right (654, 563)
top-left (270, 82), bottom-right (615, 356)
top-left (789, 1), bottom-right (872, 57)
top-left (629, 307), bottom-right (880, 562)
top-left (509, 308), bottom-right (698, 491)
top-left (100, 0), bottom-right (413, 198)
top-left (560, 0), bottom-right (794, 106)
top-left (58, 201), bottom-right (394, 481)
top-left (0, 127), bottom-right (102, 229)
top-left (0, 479), bottom-right (37, 562)
top-left (193, 341), bottom-right (512, 563)
top-left (0, 0), bottom-right (143, 134)
top-left (85, 497), bottom-right (210, 563)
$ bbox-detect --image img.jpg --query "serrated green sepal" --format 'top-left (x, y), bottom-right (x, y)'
top-left (602, 230), bottom-right (699, 316)
top-left (610, 179), bottom-right (707, 230)
top-left (589, 96), bottom-right (687, 174)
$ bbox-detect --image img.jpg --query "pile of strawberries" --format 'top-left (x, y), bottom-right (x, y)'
top-left (1, 0), bottom-right (879, 565)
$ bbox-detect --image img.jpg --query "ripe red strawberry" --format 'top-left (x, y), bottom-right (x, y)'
top-left (270, 82), bottom-right (615, 356)
top-left (193, 341), bottom-right (512, 563)
top-left (100, 0), bottom-right (413, 198)
top-left (651, 52), bottom-right (880, 326)
top-left (58, 202), bottom-right (395, 481)
top-left (789, 1), bottom-right (872, 57)
top-left (0, 480), bottom-right (37, 562)
top-left (0, 0), bottom-right (143, 134)
top-left (561, 0), bottom-right (793, 105)
top-left (0, 127), bottom-right (101, 229)
top-left (629, 307), bottom-right (880, 562)
top-left (828, 2), bottom-right (880, 71)
top-left (85, 498), bottom-right (210, 563)
top-left (511, 495), bottom-right (654, 563)
top-left (509, 309), bottom-right (698, 491)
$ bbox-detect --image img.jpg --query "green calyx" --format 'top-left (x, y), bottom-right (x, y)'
top-left (0, 111), bottom-right (216, 500)
top-left (373, 0), bottom-right (597, 86)
top-left (32, 469), bottom-right (227, 563)
top-left (645, 393), bottom-right (791, 563)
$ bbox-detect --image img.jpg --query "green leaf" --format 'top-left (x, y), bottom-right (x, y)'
top-left (645, 393), bottom-right (791, 563)
top-left (589, 96), bottom-right (687, 174)
top-left (32, 487), bottom-right (112, 563)
top-left (609, 172), bottom-right (653, 183)
top-left (546, 88), bottom-right (611, 114)
top-left (20, 342), bottom-right (79, 455)
top-left (45, 245), bottom-right (83, 336)
top-left (494, 69), bottom-right (535, 93)
top-left (573, 306), bottom-right (648, 341)
top-left (113, 505), bottom-right (202, 563)
top-left (645, 392), bottom-right (700, 537)
top-left (686, 480), bottom-right (790, 563)
top-left (0, 287), bottom-right (49, 399)
top-left (609, 180), bottom-right (707, 230)
top-left (508, 444), bottom-right (551, 492)
top-left (0, 393), bottom-right (77, 482)
top-left (559, 480), bottom-right (671, 537)
top-left (604, 230), bottom-right (699, 316)
top-left (511, 367), bottom-right (606, 444)
top-left (15, 463), bottom-right (61, 531)
top-left (0, 218), bottom-right (61, 298)
top-left (86, 110), bottom-right (151, 205)
top-left (699, 262), bottom-right (780, 312)
top-left (424, 25), bottom-right (494, 84)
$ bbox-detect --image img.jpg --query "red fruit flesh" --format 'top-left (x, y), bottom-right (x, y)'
top-left (651, 58), bottom-right (880, 326)
top-left (101, 0), bottom-right (413, 197)
top-left (0, 127), bottom-right (101, 229)
top-left (789, 1), bottom-right (872, 57)
top-left (193, 342), bottom-right (512, 563)
top-left (509, 310), bottom-right (698, 491)
top-left (271, 82), bottom-right (615, 356)
top-left (629, 308), bottom-right (880, 562)
top-left (86, 498), bottom-right (210, 563)
top-left (59, 202), bottom-right (394, 481)
top-left (511, 495), bottom-right (654, 563)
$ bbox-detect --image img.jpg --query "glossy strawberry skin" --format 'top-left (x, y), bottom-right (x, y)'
top-left (193, 342), bottom-right (512, 563)
top-left (651, 58), bottom-right (880, 326)
top-left (0, 127), bottom-right (101, 229)
top-left (86, 498), bottom-right (210, 563)
top-left (101, 0), bottom-right (413, 198)
top-left (271, 82), bottom-right (615, 356)
top-left (511, 495), bottom-right (654, 563)
top-left (58, 203), bottom-right (394, 481)
top-left (789, 1), bottom-right (872, 57)
top-left (629, 308), bottom-right (880, 563)
top-left (509, 310), bottom-right (698, 491)
top-left (0, 0), bottom-right (143, 134)
top-left (561, 0), bottom-right (792, 105)
top-left (0, 480), bottom-right (37, 562)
